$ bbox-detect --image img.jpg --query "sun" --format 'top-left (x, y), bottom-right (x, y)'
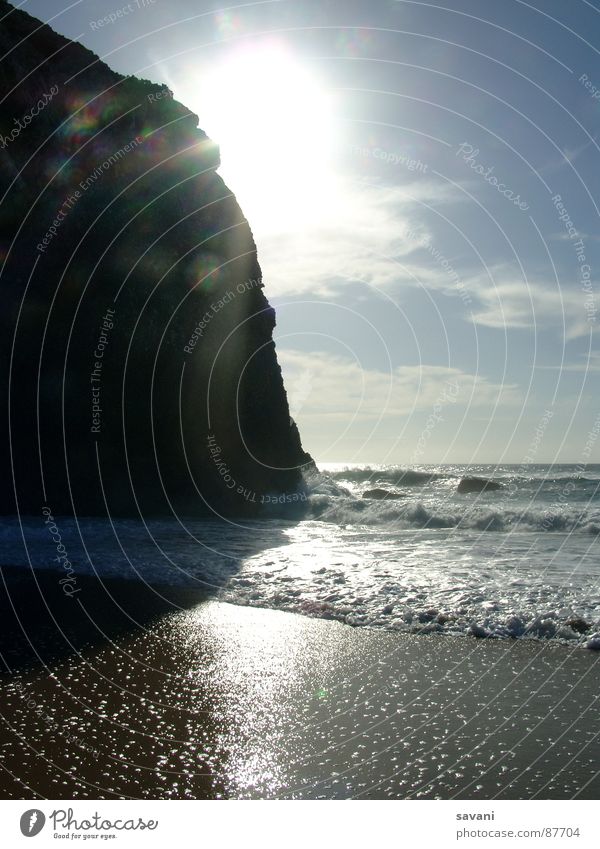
top-left (180, 42), bottom-right (337, 236)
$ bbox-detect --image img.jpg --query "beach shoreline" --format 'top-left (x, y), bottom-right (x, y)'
top-left (0, 567), bottom-right (599, 800)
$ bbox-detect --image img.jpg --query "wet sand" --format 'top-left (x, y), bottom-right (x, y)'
top-left (0, 567), bottom-right (599, 799)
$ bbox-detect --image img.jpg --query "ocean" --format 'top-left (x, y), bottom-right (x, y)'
top-left (2, 464), bottom-right (599, 647)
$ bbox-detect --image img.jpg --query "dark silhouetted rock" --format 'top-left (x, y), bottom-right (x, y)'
top-left (0, 1), bottom-right (312, 516)
top-left (362, 488), bottom-right (404, 500)
top-left (457, 476), bottom-right (503, 494)
top-left (566, 618), bottom-right (591, 634)
top-left (469, 623), bottom-right (492, 639)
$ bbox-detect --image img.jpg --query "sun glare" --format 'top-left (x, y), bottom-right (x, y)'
top-left (187, 43), bottom-right (337, 235)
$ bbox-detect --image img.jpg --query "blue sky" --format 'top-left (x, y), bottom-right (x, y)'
top-left (20, 0), bottom-right (600, 463)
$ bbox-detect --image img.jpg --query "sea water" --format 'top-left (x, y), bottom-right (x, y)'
top-left (2, 464), bottom-right (599, 646)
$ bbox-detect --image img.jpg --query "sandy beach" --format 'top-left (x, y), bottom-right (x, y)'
top-left (0, 566), bottom-right (598, 799)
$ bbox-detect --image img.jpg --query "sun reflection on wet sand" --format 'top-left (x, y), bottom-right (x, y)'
top-left (1, 598), bottom-right (599, 799)
top-left (176, 601), bottom-right (346, 797)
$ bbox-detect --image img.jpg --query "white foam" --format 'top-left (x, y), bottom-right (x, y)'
top-left (2, 463), bottom-right (598, 647)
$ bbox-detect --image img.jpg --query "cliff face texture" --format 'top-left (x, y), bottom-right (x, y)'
top-left (0, 1), bottom-right (312, 516)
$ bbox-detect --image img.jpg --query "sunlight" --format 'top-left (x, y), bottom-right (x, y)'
top-left (184, 42), bottom-right (337, 235)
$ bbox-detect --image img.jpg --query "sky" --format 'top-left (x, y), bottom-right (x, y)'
top-left (19, 0), bottom-right (600, 464)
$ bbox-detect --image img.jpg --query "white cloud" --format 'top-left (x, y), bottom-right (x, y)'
top-left (278, 349), bottom-right (521, 461)
top-left (278, 349), bottom-right (521, 424)
top-left (464, 267), bottom-right (595, 340)
top-left (257, 175), bottom-right (464, 296)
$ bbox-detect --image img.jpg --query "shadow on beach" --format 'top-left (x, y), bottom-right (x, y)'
top-left (0, 509), bottom-right (300, 676)
top-left (0, 513), bottom-right (293, 800)
top-left (0, 565), bottom-right (210, 675)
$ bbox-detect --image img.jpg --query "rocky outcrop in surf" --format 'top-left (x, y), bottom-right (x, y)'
top-left (457, 476), bottom-right (503, 494)
top-left (0, 1), bottom-right (312, 516)
top-left (362, 488), bottom-right (404, 500)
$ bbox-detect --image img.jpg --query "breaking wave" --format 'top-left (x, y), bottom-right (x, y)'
top-left (307, 494), bottom-right (600, 534)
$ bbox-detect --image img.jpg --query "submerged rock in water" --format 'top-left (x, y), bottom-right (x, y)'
top-left (0, 1), bottom-right (312, 517)
top-left (566, 618), bottom-right (591, 634)
top-left (457, 476), bottom-right (503, 494)
top-left (362, 488), bottom-right (404, 500)
top-left (468, 623), bottom-right (492, 639)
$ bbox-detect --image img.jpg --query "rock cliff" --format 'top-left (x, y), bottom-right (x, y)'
top-left (0, 1), bottom-right (312, 516)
